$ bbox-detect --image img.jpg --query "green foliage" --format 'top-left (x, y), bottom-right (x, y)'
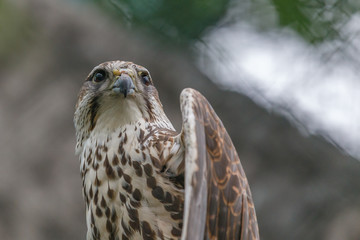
top-left (86, 0), bottom-right (360, 46)
top-left (91, 0), bottom-right (229, 44)
top-left (271, 0), bottom-right (359, 44)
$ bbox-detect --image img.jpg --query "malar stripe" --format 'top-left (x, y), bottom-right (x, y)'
top-left (89, 95), bottom-right (100, 131)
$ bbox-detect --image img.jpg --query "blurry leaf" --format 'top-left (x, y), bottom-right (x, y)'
top-left (271, 0), bottom-right (360, 44)
top-left (84, 0), bottom-right (360, 48)
top-left (91, 0), bottom-right (229, 44)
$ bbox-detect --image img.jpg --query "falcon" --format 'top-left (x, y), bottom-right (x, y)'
top-left (74, 60), bottom-right (260, 240)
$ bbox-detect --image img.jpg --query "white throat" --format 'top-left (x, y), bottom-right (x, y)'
top-left (92, 97), bottom-right (143, 135)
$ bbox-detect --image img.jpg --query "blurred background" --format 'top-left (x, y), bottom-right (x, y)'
top-left (1, 0), bottom-right (359, 239)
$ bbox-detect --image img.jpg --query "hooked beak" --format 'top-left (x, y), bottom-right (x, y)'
top-left (112, 74), bottom-right (135, 98)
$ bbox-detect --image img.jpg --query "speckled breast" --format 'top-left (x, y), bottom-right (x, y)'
top-left (79, 124), bottom-right (184, 240)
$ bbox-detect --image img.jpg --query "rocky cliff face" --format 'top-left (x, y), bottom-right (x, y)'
top-left (1, 0), bottom-right (359, 239)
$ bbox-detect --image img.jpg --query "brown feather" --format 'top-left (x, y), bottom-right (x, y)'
top-left (180, 88), bottom-right (259, 240)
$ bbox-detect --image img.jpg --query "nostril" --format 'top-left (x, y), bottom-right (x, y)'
top-left (113, 75), bottom-right (131, 87)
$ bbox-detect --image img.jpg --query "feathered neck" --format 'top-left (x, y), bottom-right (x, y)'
top-left (74, 93), bottom-right (174, 155)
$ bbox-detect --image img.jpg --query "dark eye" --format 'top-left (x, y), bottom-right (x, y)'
top-left (141, 73), bottom-right (151, 86)
top-left (93, 69), bottom-right (107, 83)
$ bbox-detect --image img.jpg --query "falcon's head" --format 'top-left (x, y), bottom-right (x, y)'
top-left (74, 61), bottom-right (170, 153)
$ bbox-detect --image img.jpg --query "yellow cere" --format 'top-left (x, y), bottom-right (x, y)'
top-left (112, 69), bottom-right (121, 76)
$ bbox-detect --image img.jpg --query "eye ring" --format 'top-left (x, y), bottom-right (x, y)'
top-left (140, 72), bottom-right (151, 86)
top-left (92, 69), bottom-right (107, 83)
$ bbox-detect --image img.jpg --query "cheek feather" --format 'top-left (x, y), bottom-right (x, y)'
top-left (76, 85), bottom-right (90, 109)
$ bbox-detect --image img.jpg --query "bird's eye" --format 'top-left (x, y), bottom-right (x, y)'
top-left (93, 69), bottom-right (107, 83)
top-left (141, 73), bottom-right (151, 86)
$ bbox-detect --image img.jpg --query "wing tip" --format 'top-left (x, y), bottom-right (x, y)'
top-left (180, 88), bottom-right (204, 110)
top-left (180, 88), bottom-right (193, 99)
top-left (180, 88), bottom-right (201, 98)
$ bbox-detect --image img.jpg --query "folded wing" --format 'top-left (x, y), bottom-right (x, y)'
top-left (180, 88), bottom-right (259, 240)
